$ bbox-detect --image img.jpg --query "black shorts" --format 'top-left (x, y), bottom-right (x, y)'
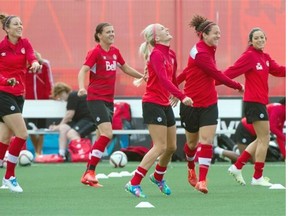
top-left (68, 119), bottom-right (96, 138)
top-left (234, 122), bottom-right (256, 145)
top-left (180, 103), bottom-right (218, 133)
top-left (26, 118), bottom-right (47, 129)
top-left (244, 102), bottom-right (268, 124)
top-left (142, 102), bottom-right (175, 127)
top-left (0, 91), bottom-right (24, 122)
top-left (87, 100), bottom-right (114, 126)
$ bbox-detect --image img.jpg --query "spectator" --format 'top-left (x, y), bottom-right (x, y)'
top-left (44, 82), bottom-right (96, 161)
top-left (125, 23), bottom-right (192, 198)
top-left (0, 13), bottom-right (41, 192)
top-left (226, 28), bottom-right (286, 186)
top-left (25, 51), bottom-right (54, 156)
top-left (78, 22), bottom-right (144, 187)
top-left (177, 15), bottom-right (243, 194)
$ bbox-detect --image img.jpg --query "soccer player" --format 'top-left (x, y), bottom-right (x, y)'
top-left (78, 23), bottom-right (144, 187)
top-left (225, 28), bottom-right (286, 186)
top-left (177, 15), bottom-right (243, 194)
top-left (125, 23), bottom-right (192, 198)
top-left (0, 14), bottom-right (41, 192)
top-left (25, 51), bottom-right (54, 157)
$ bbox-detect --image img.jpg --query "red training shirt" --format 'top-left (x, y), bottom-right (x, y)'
top-left (142, 44), bottom-right (185, 106)
top-left (84, 44), bottom-right (125, 102)
top-left (0, 36), bottom-right (37, 96)
top-left (177, 40), bottom-right (242, 107)
top-left (224, 46), bottom-right (285, 105)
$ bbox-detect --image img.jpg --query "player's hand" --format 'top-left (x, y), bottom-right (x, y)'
top-left (78, 88), bottom-right (87, 96)
top-left (7, 78), bottom-right (19, 86)
top-left (170, 96), bottom-right (179, 107)
top-left (182, 96), bottom-right (193, 106)
top-left (29, 61), bottom-right (42, 73)
top-left (238, 84), bottom-right (245, 93)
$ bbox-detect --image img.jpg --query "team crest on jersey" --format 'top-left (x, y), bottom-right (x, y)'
top-left (1, 52), bottom-right (6, 56)
top-left (256, 62), bottom-right (263, 70)
top-left (21, 48), bottom-right (25, 54)
top-left (113, 54), bottom-right (117, 60)
top-left (103, 56), bottom-right (107, 60)
top-left (266, 61), bottom-right (269, 67)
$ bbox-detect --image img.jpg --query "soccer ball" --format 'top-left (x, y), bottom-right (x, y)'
top-left (18, 150), bottom-right (34, 166)
top-left (109, 151), bottom-right (128, 168)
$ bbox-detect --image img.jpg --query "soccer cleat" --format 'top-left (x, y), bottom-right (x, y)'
top-left (2, 176), bottom-right (23, 193)
top-left (149, 174), bottom-right (171, 195)
top-left (228, 165), bottom-right (246, 186)
top-left (125, 182), bottom-right (146, 198)
top-left (81, 170), bottom-right (103, 187)
top-left (251, 176), bottom-right (273, 187)
top-left (188, 168), bottom-right (198, 187)
top-left (195, 180), bottom-right (208, 194)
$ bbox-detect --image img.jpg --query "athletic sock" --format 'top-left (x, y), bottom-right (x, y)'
top-left (253, 162), bottom-right (265, 179)
top-left (184, 143), bottom-right (198, 170)
top-left (5, 137), bottom-right (26, 179)
top-left (234, 150), bottom-right (251, 170)
top-left (0, 142), bottom-right (9, 160)
top-left (214, 146), bottom-right (224, 156)
top-left (198, 144), bottom-right (213, 182)
top-left (153, 164), bottom-right (167, 182)
top-left (130, 166), bottom-right (147, 185)
top-left (88, 136), bottom-right (111, 170)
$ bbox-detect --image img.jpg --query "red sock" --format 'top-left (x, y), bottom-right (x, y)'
top-left (234, 150), bottom-right (251, 169)
top-left (5, 137), bottom-right (26, 179)
top-left (253, 162), bottom-right (265, 179)
top-left (153, 164), bottom-right (167, 182)
top-left (0, 142), bottom-right (9, 160)
top-left (277, 140), bottom-right (286, 159)
top-left (88, 136), bottom-right (111, 169)
top-left (130, 166), bottom-right (147, 185)
top-left (197, 144), bottom-right (213, 182)
top-left (184, 143), bottom-right (198, 170)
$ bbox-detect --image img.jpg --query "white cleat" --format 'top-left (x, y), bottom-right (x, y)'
top-left (251, 176), bottom-right (273, 187)
top-left (228, 165), bottom-right (246, 186)
top-left (2, 177), bottom-right (23, 193)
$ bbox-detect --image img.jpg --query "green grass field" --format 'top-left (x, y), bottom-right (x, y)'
top-left (0, 161), bottom-right (285, 216)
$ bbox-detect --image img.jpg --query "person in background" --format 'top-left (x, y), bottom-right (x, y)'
top-left (78, 22), bottom-right (144, 187)
top-left (177, 15), bottom-right (244, 194)
top-left (0, 13), bottom-right (41, 192)
top-left (214, 97), bottom-right (286, 163)
top-left (44, 82), bottom-right (96, 161)
top-left (125, 23), bottom-right (192, 198)
top-left (225, 28), bottom-right (285, 187)
top-left (25, 51), bottom-right (54, 157)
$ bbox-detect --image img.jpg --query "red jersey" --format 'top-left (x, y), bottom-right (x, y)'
top-left (25, 60), bottom-right (53, 99)
top-left (142, 44), bottom-right (185, 106)
top-left (242, 103), bottom-right (286, 143)
top-left (178, 40), bottom-right (242, 107)
top-left (0, 36), bottom-right (37, 96)
top-left (83, 44), bottom-right (125, 102)
top-left (224, 46), bottom-right (285, 105)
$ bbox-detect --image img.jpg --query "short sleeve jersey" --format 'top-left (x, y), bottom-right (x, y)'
top-left (84, 44), bottom-right (125, 102)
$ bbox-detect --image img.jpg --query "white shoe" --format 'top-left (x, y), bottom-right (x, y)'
top-left (251, 176), bottom-right (273, 187)
top-left (228, 165), bottom-right (246, 186)
top-left (0, 178), bottom-right (8, 189)
top-left (2, 177), bottom-right (23, 193)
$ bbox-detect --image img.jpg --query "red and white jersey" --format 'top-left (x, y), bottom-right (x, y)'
top-left (224, 46), bottom-right (286, 105)
top-left (178, 40), bottom-right (242, 107)
top-left (25, 59), bottom-right (54, 99)
top-left (142, 44), bottom-right (185, 106)
top-left (83, 44), bottom-right (125, 102)
top-left (0, 36), bottom-right (37, 96)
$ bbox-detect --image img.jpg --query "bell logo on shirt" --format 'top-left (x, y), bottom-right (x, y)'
top-left (256, 63), bottom-right (263, 70)
top-left (1, 52), bottom-right (6, 56)
top-left (106, 61), bottom-right (116, 71)
top-left (21, 48), bottom-right (25, 54)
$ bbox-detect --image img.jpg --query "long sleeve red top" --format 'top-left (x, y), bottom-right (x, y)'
top-left (0, 36), bottom-right (37, 96)
top-left (177, 40), bottom-right (242, 107)
top-left (142, 44), bottom-right (185, 106)
top-left (223, 46), bottom-right (285, 105)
